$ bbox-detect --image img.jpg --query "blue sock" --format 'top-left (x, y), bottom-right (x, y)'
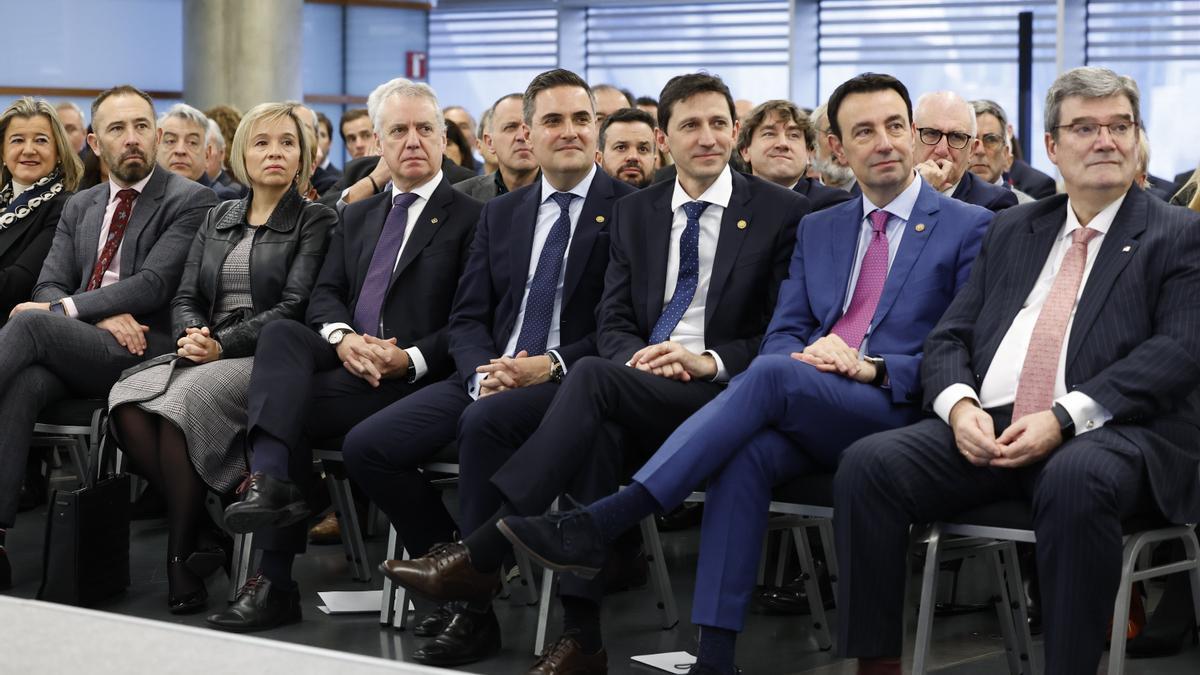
top-left (248, 429), bottom-right (290, 479)
top-left (696, 624), bottom-right (737, 674)
top-left (259, 550), bottom-right (296, 590)
top-left (584, 481), bottom-right (661, 543)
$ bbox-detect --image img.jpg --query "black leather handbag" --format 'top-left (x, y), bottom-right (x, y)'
top-left (37, 472), bottom-right (131, 605)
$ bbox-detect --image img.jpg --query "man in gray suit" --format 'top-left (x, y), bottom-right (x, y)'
top-left (453, 93), bottom-right (538, 202)
top-left (0, 85), bottom-right (216, 546)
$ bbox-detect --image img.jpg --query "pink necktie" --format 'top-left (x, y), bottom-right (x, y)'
top-left (1012, 226), bottom-right (1100, 420)
top-left (831, 209), bottom-right (890, 349)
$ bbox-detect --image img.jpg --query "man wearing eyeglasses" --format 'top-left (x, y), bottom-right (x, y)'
top-left (968, 99), bottom-right (1036, 204)
top-left (836, 67), bottom-right (1200, 675)
top-left (913, 91), bottom-right (1018, 213)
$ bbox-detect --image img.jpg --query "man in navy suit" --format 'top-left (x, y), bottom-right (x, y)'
top-left (497, 72), bottom-right (992, 675)
top-left (379, 72), bottom-right (811, 674)
top-left (915, 91), bottom-right (1019, 213)
top-left (737, 99), bottom-right (853, 212)
top-left (836, 67), bottom-right (1200, 675)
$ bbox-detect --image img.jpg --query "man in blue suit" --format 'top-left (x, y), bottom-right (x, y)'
top-left (915, 91), bottom-right (1019, 213)
top-left (494, 73), bottom-right (992, 675)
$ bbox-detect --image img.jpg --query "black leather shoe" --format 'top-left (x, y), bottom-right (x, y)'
top-left (205, 573), bottom-right (302, 632)
top-left (497, 498), bottom-right (607, 579)
top-left (0, 547), bottom-right (12, 591)
top-left (411, 606), bottom-right (501, 667)
top-left (167, 556), bottom-right (208, 615)
top-left (379, 542), bottom-right (501, 603)
top-left (223, 473), bottom-right (310, 534)
top-left (413, 603), bottom-right (455, 638)
top-left (528, 635), bottom-right (608, 674)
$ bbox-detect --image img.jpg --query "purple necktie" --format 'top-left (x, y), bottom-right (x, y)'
top-left (353, 191), bottom-right (421, 335)
top-left (830, 209), bottom-right (891, 349)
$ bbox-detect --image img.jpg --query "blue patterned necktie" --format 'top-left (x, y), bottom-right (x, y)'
top-left (649, 200), bottom-right (710, 344)
top-left (353, 191), bottom-right (420, 335)
top-left (513, 191), bottom-right (577, 355)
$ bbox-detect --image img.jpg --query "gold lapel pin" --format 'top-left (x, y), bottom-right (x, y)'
top-left (737, 219), bottom-right (748, 230)
top-left (1122, 246), bottom-right (1131, 253)
top-left (914, 223), bottom-right (926, 233)
top-left (596, 215), bottom-right (605, 223)
top-left (430, 217), bottom-right (439, 224)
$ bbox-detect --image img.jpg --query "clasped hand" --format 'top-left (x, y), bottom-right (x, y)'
top-left (790, 334), bottom-right (876, 383)
top-left (476, 350), bottom-right (552, 397)
top-left (337, 332), bottom-right (408, 387)
top-left (949, 399), bottom-right (1063, 469)
top-left (628, 341), bottom-right (716, 382)
top-left (177, 326), bottom-right (221, 364)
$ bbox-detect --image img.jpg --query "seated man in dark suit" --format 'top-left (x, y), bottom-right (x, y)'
top-left (497, 72), bottom-right (992, 675)
top-left (202, 119), bottom-right (246, 201)
top-left (914, 91), bottom-right (1018, 213)
top-left (738, 99), bottom-right (853, 212)
top-left (595, 106), bottom-right (658, 188)
top-left (453, 93), bottom-right (539, 202)
top-left (381, 72), bottom-right (812, 674)
top-left (0, 84), bottom-right (216, 581)
top-left (216, 79), bottom-right (483, 631)
top-left (337, 69), bottom-right (634, 666)
top-left (1008, 155), bottom-right (1057, 199)
top-left (835, 67), bottom-right (1200, 675)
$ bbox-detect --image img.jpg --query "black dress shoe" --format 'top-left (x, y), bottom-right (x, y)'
top-left (413, 603), bottom-right (455, 638)
top-left (411, 606), bottom-right (501, 666)
top-left (0, 547), bottom-right (12, 591)
top-left (167, 556), bottom-right (208, 615)
top-left (528, 635), bottom-right (607, 674)
top-left (379, 542), bottom-right (501, 603)
top-left (497, 498), bottom-right (607, 579)
top-left (206, 573), bottom-right (302, 632)
top-left (686, 663), bottom-right (742, 675)
top-left (222, 473), bottom-right (310, 534)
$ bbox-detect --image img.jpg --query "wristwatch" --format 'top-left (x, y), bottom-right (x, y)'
top-left (328, 328), bottom-right (353, 346)
top-left (49, 301), bottom-right (65, 315)
top-left (548, 352), bottom-right (565, 384)
top-left (405, 356), bottom-right (417, 383)
top-left (1051, 402), bottom-right (1076, 440)
top-left (863, 355), bottom-right (887, 387)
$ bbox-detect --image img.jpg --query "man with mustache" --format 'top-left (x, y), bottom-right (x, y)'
top-left (454, 93), bottom-right (539, 202)
top-left (738, 99), bottom-right (852, 212)
top-left (0, 84), bottom-right (216, 576)
top-left (597, 107), bottom-right (658, 189)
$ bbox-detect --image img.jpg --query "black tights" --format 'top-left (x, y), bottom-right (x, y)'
top-left (113, 404), bottom-right (208, 597)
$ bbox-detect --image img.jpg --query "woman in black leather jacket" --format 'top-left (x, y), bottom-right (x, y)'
top-left (108, 102), bottom-right (335, 614)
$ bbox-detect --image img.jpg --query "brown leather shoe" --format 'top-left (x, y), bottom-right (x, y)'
top-left (528, 635), bottom-right (607, 674)
top-left (379, 542), bottom-right (501, 603)
top-left (308, 512), bottom-right (341, 545)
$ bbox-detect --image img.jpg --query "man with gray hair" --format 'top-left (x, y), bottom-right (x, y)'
top-left (810, 102), bottom-right (857, 192)
top-left (968, 99), bottom-right (1035, 203)
top-left (914, 91), bottom-right (1018, 212)
top-left (54, 101), bottom-right (87, 154)
top-left (157, 103), bottom-right (211, 184)
top-left (200, 117), bottom-right (244, 200)
top-left (836, 66), bottom-right (1200, 675)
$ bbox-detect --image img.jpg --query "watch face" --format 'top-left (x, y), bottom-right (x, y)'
top-left (328, 330), bottom-right (345, 345)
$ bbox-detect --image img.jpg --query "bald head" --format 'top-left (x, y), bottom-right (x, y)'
top-left (913, 91), bottom-right (979, 189)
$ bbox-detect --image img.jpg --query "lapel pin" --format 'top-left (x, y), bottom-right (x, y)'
top-left (737, 219), bottom-right (748, 230)
top-left (1121, 245), bottom-right (1131, 253)
top-left (596, 215), bottom-right (605, 223)
top-left (914, 223), bottom-right (926, 233)
top-left (430, 217), bottom-right (439, 224)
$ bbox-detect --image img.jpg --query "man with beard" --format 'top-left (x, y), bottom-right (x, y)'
top-left (596, 107), bottom-right (658, 188)
top-left (738, 100), bottom-right (852, 212)
top-left (0, 85), bottom-right (216, 575)
top-left (811, 102), bottom-right (858, 192)
top-left (454, 93), bottom-right (539, 202)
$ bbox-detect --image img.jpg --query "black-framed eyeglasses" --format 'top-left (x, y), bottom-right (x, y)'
top-left (1052, 120), bottom-right (1137, 141)
top-left (917, 127), bottom-right (973, 150)
top-left (979, 133), bottom-right (1006, 150)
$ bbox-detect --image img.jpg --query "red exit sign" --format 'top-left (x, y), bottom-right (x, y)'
top-left (407, 51), bottom-right (427, 80)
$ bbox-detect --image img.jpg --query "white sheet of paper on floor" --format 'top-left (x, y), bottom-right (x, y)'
top-left (630, 651), bottom-right (695, 673)
top-left (316, 590), bottom-right (382, 614)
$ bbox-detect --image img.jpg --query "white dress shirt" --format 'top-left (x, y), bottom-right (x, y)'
top-left (932, 193), bottom-right (1124, 433)
top-left (63, 169), bottom-right (156, 318)
top-left (320, 170), bottom-right (444, 382)
top-left (469, 164), bottom-right (597, 398)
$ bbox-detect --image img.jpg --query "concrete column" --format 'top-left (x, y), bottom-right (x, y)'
top-left (183, 0), bottom-right (304, 111)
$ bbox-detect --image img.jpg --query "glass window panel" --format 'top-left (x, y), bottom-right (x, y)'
top-left (345, 6), bottom-right (428, 96)
top-left (304, 3), bottom-right (344, 95)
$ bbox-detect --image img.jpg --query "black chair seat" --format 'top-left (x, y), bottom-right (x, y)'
top-left (36, 398), bottom-right (106, 427)
top-left (946, 499), bottom-right (1169, 536)
top-left (772, 473), bottom-right (834, 508)
top-left (426, 442), bottom-right (458, 467)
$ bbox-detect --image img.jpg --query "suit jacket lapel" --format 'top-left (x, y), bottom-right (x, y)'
top-left (562, 172), bottom-right (612, 304)
top-left (823, 198), bottom-right (863, 330)
top-left (509, 185), bottom-right (540, 312)
top-left (355, 194), bottom-right (392, 294)
top-left (870, 183), bottom-right (940, 329)
top-left (80, 186), bottom-right (110, 287)
top-left (704, 172), bottom-right (752, 331)
top-left (390, 180), bottom-right (450, 284)
top-left (645, 185), bottom-right (673, 323)
top-left (119, 170), bottom-right (166, 277)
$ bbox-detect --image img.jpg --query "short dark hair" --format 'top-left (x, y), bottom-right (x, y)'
top-left (657, 72), bottom-right (736, 132)
top-left (339, 107), bottom-right (369, 142)
top-left (825, 72), bottom-right (912, 139)
top-left (598, 107), bottom-right (657, 149)
top-left (444, 120), bottom-right (477, 171)
top-left (635, 96), bottom-right (658, 108)
top-left (316, 111), bottom-right (333, 138)
top-left (737, 100), bottom-right (815, 156)
top-left (523, 68), bottom-right (595, 125)
top-left (91, 84), bottom-right (154, 125)
top-left (593, 84), bottom-right (635, 108)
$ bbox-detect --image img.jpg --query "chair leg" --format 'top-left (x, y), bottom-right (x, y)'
top-left (792, 524), bottom-right (833, 651)
top-left (817, 518), bottom-right (839, 600)
top-left (640, 515), bottom-right (679, 630)
top-left (988, 546), bottom-right (1024, 675)
top-left (1000, 542), bottom-right (1037, 675)
top-left (912, 527), bottom-right (943, 675)
top-left (229, 532), bottom-right (255, 603)
top-left (1108, 532), bottom-right (1147, 675)
top-left (534, 566), bottom-right (556, 655)
top-left (774, 528), bottom-right (791, 587)
top-left (381, 525), bottom-right (399, 626)
top-left (68, 437), bottom-right (89, 487)
top-left (1183, 529), bottom-right (1200, 640)
top-left (338, 476), bottom-right (372, 582)
top-left (511, 548), bottom-right (541, 606)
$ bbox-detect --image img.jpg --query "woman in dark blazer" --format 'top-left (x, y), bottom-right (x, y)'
top-left (108, 102), bottom-right (335, 614)
top-left (0, 97), bottom-right (83, 326)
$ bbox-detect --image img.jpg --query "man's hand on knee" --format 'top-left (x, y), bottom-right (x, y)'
top-left (9, 301), bottom-right (51, 318)
top-left (97, 313), bottom-right (149, 356)
top-left (475, 350), bottom-right (552, 389)
top-left (992, 410), bottom-right (1062, 468)
top-left (949, 399), bottom-right (999, 466)
top-left (629, 341), bottom-right (716, 381)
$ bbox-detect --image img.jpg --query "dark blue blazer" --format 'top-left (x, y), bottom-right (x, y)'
top-left (793, 176), bottom-right (854, 212)
top-left (922, 187), bottom-right (1200, 523)
top-left (1007, 159), bottom-right (1056, 200)
top-left (447, 168), bottom-right (636, 385)
top-left (598, 171), bottom-right (810, 377)
top-left (761, 178), bottom-right (991, 405)
top-left (951, 170), bottom-right (1019, 212)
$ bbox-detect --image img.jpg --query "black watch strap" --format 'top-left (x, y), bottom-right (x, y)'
top-left (867, 356), bottom-right (887, 387)
top-left (405, 354), bottom-right (417, 383)
top-left (1051, 402), bottom-right (1075, 439)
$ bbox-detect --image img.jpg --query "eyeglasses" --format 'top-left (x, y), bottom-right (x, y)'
top-left (1052, 120), bottom-right (1137, 141)
top-left (979, 133), bottom-right (1006, 150)
top-left (917, 127), bottom-right (973, 150)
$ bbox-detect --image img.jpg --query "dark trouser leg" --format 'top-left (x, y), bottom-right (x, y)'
top-left (1026, 427), bottom-right (1151, 675)
top-left (342, 378), bottom-right (470, 557)
top-left (0, 366), bottom-right (66, 527)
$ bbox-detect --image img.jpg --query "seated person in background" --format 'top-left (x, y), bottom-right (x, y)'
top-left (1134, 129), bottom-right (1174, 201)
top-left (835, 67), bottom-right (1200, 675)
top-left (108, 102), bottom-right (334, 616)
top-left (158, 104), bottom-right (213, 186)
top-left (475, 106), bottom-right (498, 175)
top-left (203, 118), bottom-right (246, 201)
top-left (339, 107), bottom-right (374, 161)
top-left (498, 72), bottom-right (992, 675)
top-left (216, 78), bottom-right (483, 632)
top-left (0, 97), bottom-right (84, 327)
top-left (443, 105), bottom-right (480, 162)
top-left (1007, 136), bottom-right (1058, 199)
top-left (444, 119), bottom-right (478, 173)
top-left (0, 84), bottom-right (216, 588)
top-left (596, 106), bottom-right (658, 188)
top-left (913, 91), bottom-right (1019, 212)
top-left (314, 112), bottom-right (340, 175)
top-left (810, 102), bottom-right (857, 192)
top-left (591, 83), bottom-right (635, 125)
top-left (453, 93), bottom-right (539, 202)
top-left (1171, 167), bottom-right (1199, 208)
top-left (968, 99), bottom-right (1036, 203)
top-left (738, 99), bottom-right (853, 212)
top-left (54, 101), bottom-right (87, 155)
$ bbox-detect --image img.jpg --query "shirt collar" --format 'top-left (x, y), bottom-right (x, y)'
top-left (109, 169), bottom-right (155, 203)
top-left (391, 170), bottom-right (443, 203)
top-left (862, 171), bottom-right (923, 223)
top-left (540, 164), bottom-right (596, 205)
top-left (10, 180), bottom-right (30, 199)
top-left (1064, 192), bottom-right (1126, 239)
top-left (671, 164), bottom-right (733, 212)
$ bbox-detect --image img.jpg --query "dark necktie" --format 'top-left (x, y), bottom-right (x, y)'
top-left (86, 188), bottom-right (139, 291)
top-left (353, 191), bottom-right (421, 335)
top-left (649, 200), bottom-right (709, 344)
top-left (513, 191), bottom-right (577, 355)
top-left (830, 209), bottom-right (890, 349)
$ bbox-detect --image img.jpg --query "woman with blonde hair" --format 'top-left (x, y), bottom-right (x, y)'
top-left (1171, 167), bottom-right (1200, 211)
top-left (107, 102), bottom-right (335, 614)
top-left (0, 97), bottom-right (83, 327)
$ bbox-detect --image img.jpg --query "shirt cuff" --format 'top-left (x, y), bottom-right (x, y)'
top-left (405, 346), bottom-right (428, 382)
top-left (933, 383), bottom-right (981, 425)
top-left (547, 349), bottom-right (567, 375)
top-left (467, 372), bottom-right (485, 400)
top-left (62, 296), bottom-right (78, 319)
top-left (702, 349), bottom-right (729, 383)
top-left (1055, 391), bottom-right (1113, 436)
top-left (319, 322), bottom-right (354, 342)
